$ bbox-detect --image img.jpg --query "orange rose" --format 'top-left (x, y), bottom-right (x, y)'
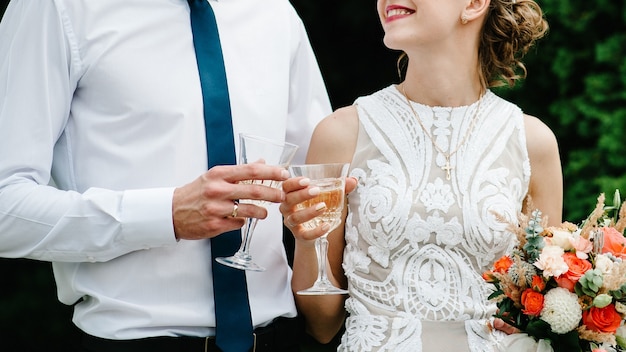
top-left (482, 270), bottom-right (496, 283)
top-left (531, 275), bottom-right (546, 292)
top-left (521, 288), bottom-right (544, 316)
top-left (582, 304), bottom-right (622, 333)
top-left (602, 226), bottom-right (626, 259)
top-left (493, 256), bottom-right (513, 273)
top-left (555, 252), bottom-right (592, 292)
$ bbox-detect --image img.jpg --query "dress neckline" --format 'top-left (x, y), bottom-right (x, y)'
top-left (390, 84), bottom-right (489, 110)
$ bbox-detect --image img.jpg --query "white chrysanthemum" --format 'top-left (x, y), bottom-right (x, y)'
top-left (534, 245), bottom-right (569, 278)
top-left (540, 287), bottom-right (582, 334)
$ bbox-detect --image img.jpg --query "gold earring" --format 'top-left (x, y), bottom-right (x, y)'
top-left (461, 15), bottom-right (469, 24)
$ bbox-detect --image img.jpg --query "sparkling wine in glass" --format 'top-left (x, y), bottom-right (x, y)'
top-left (215, 133), bottom-right (298, 271)
top-left (289, 163), bottom-right (350, 295)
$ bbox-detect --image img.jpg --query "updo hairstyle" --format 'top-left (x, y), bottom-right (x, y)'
top-left (480, 0), bottom-right (549, 88)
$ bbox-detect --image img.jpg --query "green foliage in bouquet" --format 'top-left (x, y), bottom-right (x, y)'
top-left (523, 210), bottom-right (546, 264)
top-left (577, 269), bottom-right (604, 297)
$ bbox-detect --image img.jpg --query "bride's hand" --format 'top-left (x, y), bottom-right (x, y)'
top-left (492, 318), bottom-right (520, 335)
top-left (280, 176), bottom-right (357, 242)
top-left (280, 176), bottom-right (326, 242)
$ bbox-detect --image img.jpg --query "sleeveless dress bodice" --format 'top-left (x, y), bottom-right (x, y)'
top-left (339, 85), bottom-right (531, 351)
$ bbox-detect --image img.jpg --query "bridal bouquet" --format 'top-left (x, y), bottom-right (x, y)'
top-left (483, 191), bottom-right (626, 352)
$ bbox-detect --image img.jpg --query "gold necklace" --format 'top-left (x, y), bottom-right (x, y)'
top-left (401, 84), bottom-right (484, 181)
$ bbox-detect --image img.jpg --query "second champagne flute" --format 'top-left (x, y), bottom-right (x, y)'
top-left (215, 133), bottom-right (298, 271)
top-left (289, 163), bottom-right (350, 295)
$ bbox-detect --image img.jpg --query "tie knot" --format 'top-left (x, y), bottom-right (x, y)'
top-left (188, 0), bottom-right (214, 12)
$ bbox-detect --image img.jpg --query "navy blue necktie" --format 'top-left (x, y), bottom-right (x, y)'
top-left (187, 1), bottom-right (254, 351)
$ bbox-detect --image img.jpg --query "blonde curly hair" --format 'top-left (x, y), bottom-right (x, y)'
top-left (481, 0), bottom-right (549, 88)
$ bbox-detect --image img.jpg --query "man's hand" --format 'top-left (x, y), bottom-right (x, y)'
top-left (172, 163), bottom-right (290, 240)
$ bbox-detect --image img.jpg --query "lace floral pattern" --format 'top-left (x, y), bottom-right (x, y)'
top-left (339, 86), bottom-right (530, 352)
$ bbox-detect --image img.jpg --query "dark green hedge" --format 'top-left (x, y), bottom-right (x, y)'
top-left (494, 0), bottom-right (626, 221)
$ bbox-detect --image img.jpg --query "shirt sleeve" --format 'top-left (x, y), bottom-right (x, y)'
top-left (284, 5), bottom-right (333, 164)
top-left (0, 1), bottom-right (177, 263)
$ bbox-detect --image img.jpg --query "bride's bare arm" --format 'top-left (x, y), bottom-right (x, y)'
top-left (284, 106), bottom-right (359, 343)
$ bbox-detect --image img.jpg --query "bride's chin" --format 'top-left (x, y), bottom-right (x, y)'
top-left (382, 36), bottom-right (405, 52)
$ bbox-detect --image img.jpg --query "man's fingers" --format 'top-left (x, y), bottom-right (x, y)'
top-left (213, 163), bottom-right (290, 183)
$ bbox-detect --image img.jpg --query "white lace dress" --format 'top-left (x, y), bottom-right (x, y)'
top-left (339, 85), bottom-right (531, 352)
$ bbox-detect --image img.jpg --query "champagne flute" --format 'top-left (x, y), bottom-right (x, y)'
top-left (289, 163), bottom-right (350, 295)
top-left (215, 133), bottom-right (298, 271)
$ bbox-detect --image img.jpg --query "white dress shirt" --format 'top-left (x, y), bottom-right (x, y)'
top-left (0, 0), bottom-right (331, 339)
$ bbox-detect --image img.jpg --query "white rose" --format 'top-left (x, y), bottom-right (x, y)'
top-left (594, 254), bottom-right (615, 275)
top-left (547, 229), bottom-right (574, 250)
top-left (617, 324), bottom-right (626, 338)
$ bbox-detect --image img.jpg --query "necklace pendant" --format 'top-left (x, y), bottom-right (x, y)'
top-left (442, 156), bottom-right (453, 181)
top-left (400, 84), bottom-right (483, 183)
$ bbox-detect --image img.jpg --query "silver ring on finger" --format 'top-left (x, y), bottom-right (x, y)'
top-left (230, 200), bottom-right (239, 218)
top-left (285, 216), bottom-right (295, 228)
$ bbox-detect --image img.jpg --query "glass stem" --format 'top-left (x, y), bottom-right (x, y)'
top-left (237, 217), bottom-right (259, 259)
top-left (315, 234), bottom-right (330, 284)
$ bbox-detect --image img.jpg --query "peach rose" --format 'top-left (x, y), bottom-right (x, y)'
top-left (555, 252), bottom-right (592, 292)
top-left (493, 256), bottom-right (513, 273)
top-left (602, 226), bottom-right (626, 259)
top-left (521, 288), bottom-right (544, 316)
top-left (582, 304), bottom-right (623, 334)
top-left (570, 235), bottom-right (593, 259)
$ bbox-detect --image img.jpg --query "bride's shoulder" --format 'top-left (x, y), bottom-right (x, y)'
top-left (307, 106), bottom-right (359, 163)
top-left (523, 113), bottom-right (563, 226)
top-left (316, 106), bottom-right (359, 135)
top-left (523, 114), bottom-right (558, 152)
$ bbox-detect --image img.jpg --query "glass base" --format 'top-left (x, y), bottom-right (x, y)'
top-left (297, 280), bottom-right (348, 296)
top-left (215, 253), bottom-right (265, 272)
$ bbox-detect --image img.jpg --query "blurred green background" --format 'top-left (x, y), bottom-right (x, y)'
top-left (1, 0), bottom-right (626, 350)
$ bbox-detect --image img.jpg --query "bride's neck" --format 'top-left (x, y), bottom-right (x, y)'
top-left (402, 56), bottom-right (484, 107)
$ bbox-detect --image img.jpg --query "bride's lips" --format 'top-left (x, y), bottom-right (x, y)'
top-left (385, 5), bottom-right (415, 23)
